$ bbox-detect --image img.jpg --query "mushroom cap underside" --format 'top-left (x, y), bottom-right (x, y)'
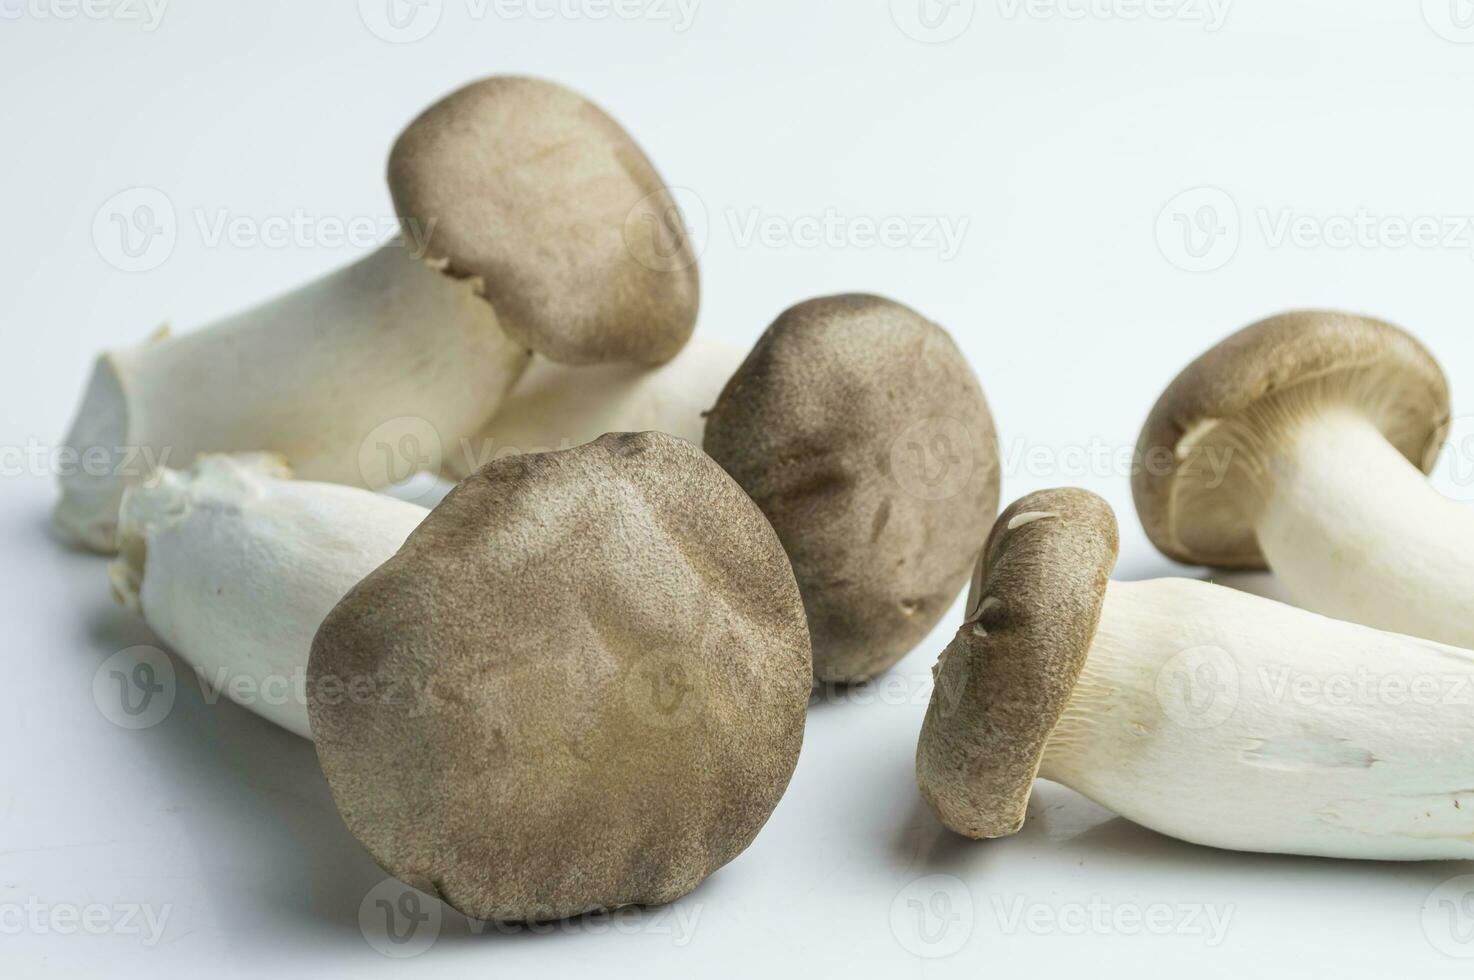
top-left (1133, 310), bottom-right (1449, 569)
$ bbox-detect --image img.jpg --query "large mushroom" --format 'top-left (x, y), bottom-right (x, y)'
top-left (112, 434), bottom-right (810, 921)
top-left (917, 487), bottom-right (1474, 861)
top-left (1132, 310), bottom-right (1469, 646)
top-left (58, 75), bottom-right (700, 552)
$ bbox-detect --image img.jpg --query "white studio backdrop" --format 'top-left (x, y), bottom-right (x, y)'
top-left (4, 1), bottom-right (1474, 977)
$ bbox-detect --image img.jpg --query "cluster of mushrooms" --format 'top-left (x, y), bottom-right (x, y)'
top-left (60, 75), bottom-right (1474, 924)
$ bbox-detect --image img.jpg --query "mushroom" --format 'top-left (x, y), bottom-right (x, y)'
top-left (917, 487), bottom-right (1474, 861)
top-left (58, 75), bottom-right (700, 553)
top-left (703, 295), bottom-right (1000, 684)
top-left (113, 434), bottom-right (811, 921)
top-left (1132, 310), bottom-right (1468, 646)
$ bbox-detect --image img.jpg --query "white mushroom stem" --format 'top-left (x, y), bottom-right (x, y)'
top-left (1249, 406), bottom-right (1474, 647)
top-left (109, 454), bottom-right (427, 738)
top-left (1041, 577), bottom-right (1474, 861)
top-left (444, 337), bottom-right (746, 479)
top-left (57, 243), bottom-right (529, 553)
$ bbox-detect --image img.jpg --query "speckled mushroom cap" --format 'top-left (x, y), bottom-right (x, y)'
top-left (915, 488), bottom-right (1118, 840)
top-left (702, 295), bottom-right (1000, 685)
top-left (388, 76), bottom-right (700, 366)
top-left (307, 432), bottom-right (810, 923)
top-left (1133, 310), bottom-right (1449, 569)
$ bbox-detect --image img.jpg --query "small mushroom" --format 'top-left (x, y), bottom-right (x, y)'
top-left (917, 487), bottom-right (1474, 861)
top-left (1133, 310), bottom-right (1466, 646)
top-left (704, 295), bottom-right (1000, 684)
top-left (114, 434), bottom-right (811, 920)
top-left (58, 75), bottom-right (699, 553)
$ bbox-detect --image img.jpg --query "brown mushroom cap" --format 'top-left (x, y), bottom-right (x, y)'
top-left (307, 432), bottom-right (810, 922)
top-left (703, 295), bottom-right (1000, 685)
top-left (1133, 310), bottom-right (1449, 569)
top-left (388, 76), bottom-right (699, 366)
top-left (915, 488), bottom-right (1118, 840)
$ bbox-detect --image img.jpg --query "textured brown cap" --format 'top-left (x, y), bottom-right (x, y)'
top-left (1133, 310), bottom-right (1449, 568)
top-left (915, 488), bottom-right (1118, 839)
top-left (307, 432), bottom-right (810, 922)
top-left (703, 295), bottom-right (1000, 685)
top-left (388, 76), bottom-right (700, 366)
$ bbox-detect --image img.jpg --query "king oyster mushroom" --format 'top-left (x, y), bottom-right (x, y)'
top-left (1132, 310), bottom-right (1473, 647)
top-left (704, 295), bottom-right (1000, 685)
top-left (58, 75), bottom-right (700, 552)
top-left (917, 487), bottom-right (1474, 861)
top-left (112, 434), bottom-right (810, 920)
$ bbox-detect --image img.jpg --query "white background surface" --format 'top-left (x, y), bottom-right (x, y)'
top-left (5, 0), bottom-right (1474, 975)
